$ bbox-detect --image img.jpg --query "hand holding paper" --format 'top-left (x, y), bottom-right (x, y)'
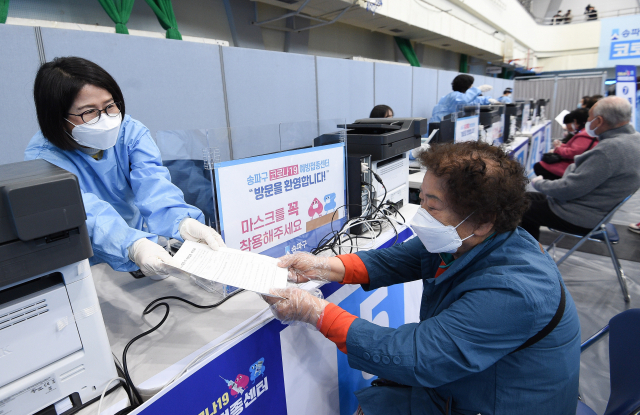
top-left (171, 241), bottom-right (288, 295)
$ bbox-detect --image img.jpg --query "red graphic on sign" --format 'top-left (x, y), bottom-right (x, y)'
top-left (269, 165), bottom-right (299, 181)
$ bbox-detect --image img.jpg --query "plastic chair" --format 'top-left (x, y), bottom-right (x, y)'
top-left (577, 308), bottom-right (640, 415)
top-left (547, 195), bottom-right (633, 303)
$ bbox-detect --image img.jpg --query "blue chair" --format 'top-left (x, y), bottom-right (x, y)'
top-left (577, 308), bottom-right (640, 415)
top-left (547, 195), bottom-right (633, 303)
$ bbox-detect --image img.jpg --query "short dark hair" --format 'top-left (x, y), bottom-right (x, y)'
top-left (418, 142), bottom-right (529, 234)
top-left (451, 74), bottom-right (474, 93)
top-left (584, 95), bottom-right (603, 109)
top-left (563, 113), bottom-right (575, 124)
top-left (570, 107), bottom-right (589, 128)
top-left (370, 105), bottom-right (393, 118)
top-left (503, 88), bottom-right (512, 94)
top-left (33, 57), bottom-right (126, 151)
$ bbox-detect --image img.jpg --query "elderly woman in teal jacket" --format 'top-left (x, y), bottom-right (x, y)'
top-left (265, 142), bottom-right (581, 415)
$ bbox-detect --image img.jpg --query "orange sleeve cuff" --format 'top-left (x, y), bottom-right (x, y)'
top-left (336, 254), bottom-right (370, 285)
top-left (318, 303), bottom-right (357, 354)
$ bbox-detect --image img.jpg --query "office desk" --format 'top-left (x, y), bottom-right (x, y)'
top-left (84, 204), bottom-right (421, 415)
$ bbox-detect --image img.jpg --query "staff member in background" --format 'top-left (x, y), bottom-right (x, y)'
top-left (534, 108), bottom-right (596, 180)
top-left (370, 105), bottom-right (394, 118)
top-left (25, 57), bottom-right (225, 279)
top-left (430, 74), bottom-right (498, 122)
top-left (497, 87), bottom-right (513, 103)
top-left (265, 142), bottom-right (580, 415)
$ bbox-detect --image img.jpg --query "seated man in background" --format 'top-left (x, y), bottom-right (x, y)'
top-left (522, 96), bottom-right (640, 240)
top-left (430, 74), bottom-right (497, 122)
top-left (265, 142), bottom-right (580, 415)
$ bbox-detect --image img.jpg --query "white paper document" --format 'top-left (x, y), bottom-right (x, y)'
top-left (172, 241), bottom-right (288, 295)
top-left (555, 110), bottom-right (570, 127)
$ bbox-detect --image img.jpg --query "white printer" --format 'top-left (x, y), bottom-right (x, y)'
top-left (0, 160), bottom-right (116, 415)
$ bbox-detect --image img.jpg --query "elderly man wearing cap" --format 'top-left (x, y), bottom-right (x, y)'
top-left (497, 88), bottom-right (513, 104)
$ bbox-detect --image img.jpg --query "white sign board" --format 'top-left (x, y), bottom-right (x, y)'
top-left (214, 143), bottom-right (346, 257)
top-left (615, 65), bottom-right (637, 126)
top-left (454, 115), bottom-right (479, 143)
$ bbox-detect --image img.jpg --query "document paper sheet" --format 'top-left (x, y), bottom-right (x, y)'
top-left (172, 241), bottom-right (288, 295)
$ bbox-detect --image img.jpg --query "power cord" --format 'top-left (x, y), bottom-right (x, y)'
top-left (312, 165), bottom-right (405, 255)
top-left (120, 288), bottom-right (246, 407)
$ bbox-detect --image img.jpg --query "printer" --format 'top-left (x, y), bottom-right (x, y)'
top-left (314, 118), bottom-right (427, 229)
top-left (0, 160), bottom-right (116, 415)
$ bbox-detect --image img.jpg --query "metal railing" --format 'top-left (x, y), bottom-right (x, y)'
top-left (535, 7), bottom-right (639, 25)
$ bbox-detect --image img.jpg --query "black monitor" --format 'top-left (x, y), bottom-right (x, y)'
top-left (428, 106), bottom-right (479, 144)
top-left (504, 103), bottom-right (522, 143)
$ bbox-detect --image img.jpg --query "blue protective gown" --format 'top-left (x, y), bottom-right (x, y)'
top-left (497, 95), bottom-right (513, 104)
top-left (24, 115), bottom-right (204, 272)
top-left (348, 229), bottom-right (581, 415)
top-left (430, 87), bottom-right (491, 122)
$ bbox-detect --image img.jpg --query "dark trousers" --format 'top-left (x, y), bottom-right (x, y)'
top-left (533, 162), bottom-right (562, 181)
top-left (520, 192), bottom-right (592, 240)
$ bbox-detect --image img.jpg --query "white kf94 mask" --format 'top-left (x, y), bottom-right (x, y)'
top-left (65, 113), bottom-right (122, 150)
top-left (410, 207), bottom-right (474, 254)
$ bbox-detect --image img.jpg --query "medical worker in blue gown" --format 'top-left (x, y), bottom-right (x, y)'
top-left (25, 57), bottom-right (224, 279)
top-left (497, 87), bottom-right (513, 104)
top-left (430, 74), bottom-right (497, 123)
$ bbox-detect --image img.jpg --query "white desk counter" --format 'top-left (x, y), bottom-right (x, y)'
top-left (83, 204), bottom-right (420, 415)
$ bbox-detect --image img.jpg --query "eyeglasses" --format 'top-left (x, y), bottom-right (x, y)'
top-left (68, 102), bottom-right (122, 125)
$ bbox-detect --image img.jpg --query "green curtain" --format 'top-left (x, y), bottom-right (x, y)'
top-left (0, 0), bottom-right (10, 24)
top-left (144, 0), bottom-right (182, 40)
top-left (394, 37), bottom-right (420, 67)
top-left (97, 0), bottom-right (135, 34)
top-left (459, 54), bottom-right (469, 73)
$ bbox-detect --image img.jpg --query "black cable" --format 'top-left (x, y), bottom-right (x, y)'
top-left (123, 302), bottom-right (170, 404)
top-left (121, 288), bottom-right (246, 405)
top-left (143, 287), bottom-right (245, 314)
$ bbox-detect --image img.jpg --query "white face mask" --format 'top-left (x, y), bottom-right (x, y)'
top-left (65, 113), bottom-right (122, 150)
top-left (585, 117), bottom-right (601, 138)
top-left (410, 208), bottom-right (474, 254)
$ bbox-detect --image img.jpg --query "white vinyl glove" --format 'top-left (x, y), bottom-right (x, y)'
top-left (262, 287), bottom-right (329, 328)
top-left (278, 252), bottom-right (332, 283)
top-left (489, 98), bottom-right (500, 104)
top-left (478, 84), bottom-right (493, 93)
top-left (179, 218), bottom-right (226, 250)
top-left (128, 238), bottom-right (180, 280)
top-left (531, 175), bottom-right (544, 184)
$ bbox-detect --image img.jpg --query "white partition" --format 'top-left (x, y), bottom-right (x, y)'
top-left (0, 25), bottom-right (43, 165)
top-left (411, 67), bottom-right (438, 119)
top-left (436, 69), bottom-right (460, 104)
top-left (222, 47), bottom-right (318, 159)
top-left (316, 56), bottom-right (374, 123)
top-left (40, 28), bottom-right (229, 142)
top-left (478, 76), bottom-right (496, 98)
top-left (374, 62), bottom-right (413, 118)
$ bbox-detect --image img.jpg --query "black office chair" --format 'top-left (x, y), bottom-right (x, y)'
top-left (547, 195), bottom-right (633, 302)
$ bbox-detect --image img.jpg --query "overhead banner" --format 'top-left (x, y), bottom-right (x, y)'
top-left (615, 65), bottom-right (637, 125)
top-left (214, 143), bottom-right (346, 258)
top-left (597, 16), bottom-right (640, 67)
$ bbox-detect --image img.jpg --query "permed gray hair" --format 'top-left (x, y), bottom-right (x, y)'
top-left (592, 96), bottom-right (632, 126)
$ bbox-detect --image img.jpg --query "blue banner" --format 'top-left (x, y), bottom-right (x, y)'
top-left (597, 16), bottom-right (640, 67)
top-left (140, 320), bottom-right (288, 415)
